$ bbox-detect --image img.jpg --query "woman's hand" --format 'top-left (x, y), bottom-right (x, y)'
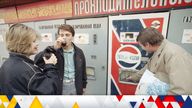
top-left (43, 53), bottom-right (57, 65)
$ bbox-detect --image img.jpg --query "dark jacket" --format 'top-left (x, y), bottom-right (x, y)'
top-left (34, 44), bottom-right (87, 95)
top-left (0, 52), bottom-right (60, 95)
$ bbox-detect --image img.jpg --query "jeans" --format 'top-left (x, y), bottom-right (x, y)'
top-left (62, 79), bottom-right (76, 95)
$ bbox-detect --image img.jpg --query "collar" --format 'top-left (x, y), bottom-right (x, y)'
top-left (63, 47), bottom-right (74, 53)
top-left (153, 39), bottom-right (167, 58)
top-left (9, 52), bottom-right (34, 64)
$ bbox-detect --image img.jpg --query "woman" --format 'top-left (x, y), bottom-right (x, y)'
top-left (0, 23), bottom-right (60, 95)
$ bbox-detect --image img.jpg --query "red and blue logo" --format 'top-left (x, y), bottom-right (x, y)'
top-left (115, 45), bottom-right (141, 69)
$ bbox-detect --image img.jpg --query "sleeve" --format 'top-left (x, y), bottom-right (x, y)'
top-left (166, 53), bottom-right (192, 94)
top-left (34, 46), bottom-right (57, 69)
top-left (34, 51), bottom-right (45, 69)
top-left (82, 51), bottom-right (87, 88)
top-left (28, 64), bottom-right (60, 95)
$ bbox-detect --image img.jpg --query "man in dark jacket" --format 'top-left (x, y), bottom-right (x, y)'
top-left (35, 24), bottom-right (87, 95)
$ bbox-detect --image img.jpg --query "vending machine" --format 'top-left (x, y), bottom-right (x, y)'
top-left (0, 24), bottom-right (9, 66)
top-left (66, 17), bottom-right (108, 94)
top-left (167, 8), bottom-right (192, 54)
top-left (108, 12), bottom-right (169, 95)
top-left (34, 19), bottom-right (65, 51)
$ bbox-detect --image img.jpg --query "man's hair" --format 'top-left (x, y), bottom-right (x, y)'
top-left (136, 27), bottom-right (164, 46)
top-left (57, 24), bottom-right (75, 36)
top-left (5, 23), bottom-right (40, 54)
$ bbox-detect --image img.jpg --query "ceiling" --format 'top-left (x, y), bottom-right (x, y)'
top-left (0, 0), bottom-right (46, 8)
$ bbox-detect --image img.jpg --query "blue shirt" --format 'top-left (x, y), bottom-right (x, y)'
top-left (63, 48), bottom-right (75, 80)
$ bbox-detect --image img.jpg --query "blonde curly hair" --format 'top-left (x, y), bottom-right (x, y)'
top-left (5, 23), bottom-right (40, 55)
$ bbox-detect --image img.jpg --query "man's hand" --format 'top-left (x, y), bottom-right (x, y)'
top-left (54, 37), bottom-right (66, 49)
top-left (125, 75), bottom-right (139, 83)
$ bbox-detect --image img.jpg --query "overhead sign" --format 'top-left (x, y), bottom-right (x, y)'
top-left (17, 0), bottom-right (72, 22)
top-left (73, 0), bottom-right (192, 16)
top-left (0, 7), bottom-right (18, 23)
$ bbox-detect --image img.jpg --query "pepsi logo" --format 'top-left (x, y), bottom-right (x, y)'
top-left (115, 45), bottom-right (141, 69)
top-left (151, 20), bottom-right (160, 29)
